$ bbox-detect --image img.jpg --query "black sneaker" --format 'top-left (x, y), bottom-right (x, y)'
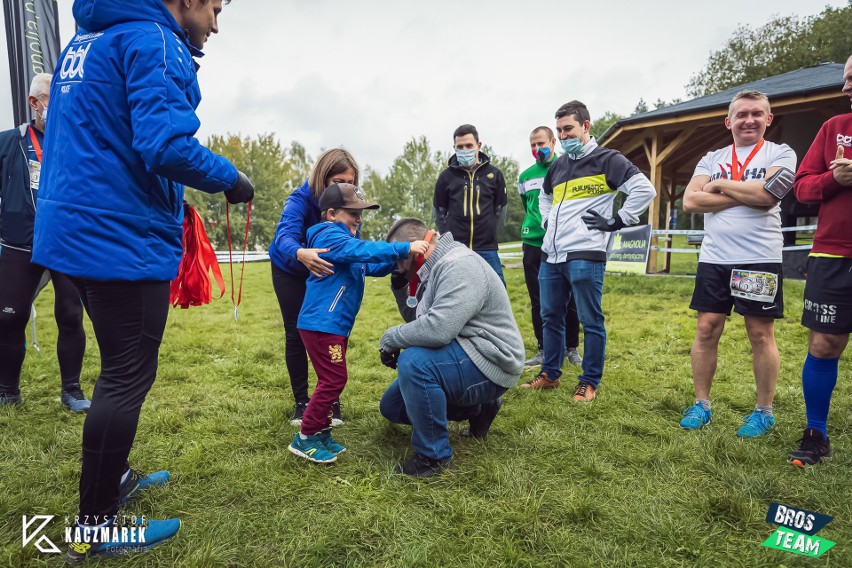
top-left (788, 428), bottom-right (831, 467)
top-left (60, 386), bottom-right (91, 413)
top-left (0, 391), bottom-right (22, 406)
top-left (330, 401), bottom-right (344, 427)
top-left (462, 397), bottom-right (503, 439)
top-left (394, 453), bottom-right (451, 478)
top-left (289, 402), bottom-right (308, 427)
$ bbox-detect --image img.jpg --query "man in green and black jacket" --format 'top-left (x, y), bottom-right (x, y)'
top-left (517, 126), bottom-right (581, 369)
top-left (433, 124), bottom-right (507, 284)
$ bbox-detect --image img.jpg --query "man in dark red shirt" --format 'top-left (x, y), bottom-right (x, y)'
top-left (788, 55), bottom-right (852, 467)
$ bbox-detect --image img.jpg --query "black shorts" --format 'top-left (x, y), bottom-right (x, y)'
top-left (690, 262), bottom-right (784, 318)
top-left (801, 256), bottom-right (852, 334)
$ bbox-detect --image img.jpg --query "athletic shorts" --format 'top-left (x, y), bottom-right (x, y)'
top-left (690, 262), bottom-right (784, 318)
top-left (801, 256), bottom-right (852, 334)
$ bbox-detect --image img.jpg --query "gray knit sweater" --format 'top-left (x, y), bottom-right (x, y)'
top-left (380, 233), bottom-right (525, 388)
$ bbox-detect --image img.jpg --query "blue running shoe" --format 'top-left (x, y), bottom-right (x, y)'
top-left (119, 469), bottom-right (171, 507)
top-left (680, 403), bottom-right (711, 430)
top-left (316, 429), bottom-right (346, 454)
top-left (65, 517), bottom-right (180, 563)
top-left (288, 433), bottom-right (337, 463)
top-left (0, 391), bottom-right (22, 406)
top-left (60, 388), bottom-right (91, 413)
top-left (736, 411), bottom-right (776, 438)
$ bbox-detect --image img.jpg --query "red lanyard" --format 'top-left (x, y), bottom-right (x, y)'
top-left (226, 200), bottom-right (252, 321)
top-left (730, 139), bottom-right (764, 181)
top-left (28, 126), bottom-right (43, 163)
top-left (407, 230), bottom-right (434, 307)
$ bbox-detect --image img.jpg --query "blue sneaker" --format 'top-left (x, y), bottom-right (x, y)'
top-left (119, 469), bottom-right (171, 507)
top-left (288, 433), bottom-right (337, 463)
top-left (680, 403), bottom-right (711, 430)
top-left (60, 388), bottom-right (91, 413)
top-left (736, 411), bottom-right (776, 438)
top-left (316, 429), bottom-right (346, 454)
top-left (65, 517), bottom-right (180, 563)
top-left (0, 391), bottom-right (22, 405)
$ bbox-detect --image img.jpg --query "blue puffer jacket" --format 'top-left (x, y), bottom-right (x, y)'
top-left (32, 0), bottom-right (238, 281)
top-left (297, 222), bottom-right (410, 338)
top-left (268, 180), bottom-right (320, 278)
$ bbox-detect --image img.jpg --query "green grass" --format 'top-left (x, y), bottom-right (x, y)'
top-left (1, 262), bottom-right (849, 567)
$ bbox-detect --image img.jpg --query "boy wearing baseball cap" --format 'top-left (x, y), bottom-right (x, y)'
top-left (289, 183), bottom-right (429, 463)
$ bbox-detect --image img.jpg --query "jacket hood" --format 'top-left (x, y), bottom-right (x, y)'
top-left (73, 0), bottom-right (182, 38)
top-left (306, 221), bottom-right (350, 241)
top-left (447, 151), bottom-right (491, 169)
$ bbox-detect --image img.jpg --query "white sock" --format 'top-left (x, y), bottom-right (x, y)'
top-left (120, 469), bottom-right (131, 484)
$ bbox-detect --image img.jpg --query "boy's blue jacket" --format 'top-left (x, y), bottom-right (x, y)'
top-left (268, 179), bottom-right (319, 278)
top-left (32, 0), bottom-right (237, 281)
top-left (298, 221), bottom-right (410, 337)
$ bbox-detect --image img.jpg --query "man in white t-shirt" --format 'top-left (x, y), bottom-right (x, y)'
top-left (680, 90), bottom-right (797, 437)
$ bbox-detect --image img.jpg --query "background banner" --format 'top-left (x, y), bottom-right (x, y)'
top-left (606, 224), bottom-right (652, 275)
top-left (3, 0), bottom-right (61, 125)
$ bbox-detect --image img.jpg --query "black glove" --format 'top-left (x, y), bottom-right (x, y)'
top-left (390, 269), bottom-right (408, 291)
top-left (379, 348), bottom-right (399, 369)
top-left (225, 171), bottom-right (254, 204)
top-left (581, 210), bottom-right (625, 232)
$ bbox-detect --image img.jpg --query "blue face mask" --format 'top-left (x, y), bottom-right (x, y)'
top-left (455, 149), bottom-right (477, 167)
top-left (560, 138), bottom-right (584, 157)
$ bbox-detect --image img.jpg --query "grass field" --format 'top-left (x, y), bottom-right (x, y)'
top-left (1, 261), bottom-right (849, 567)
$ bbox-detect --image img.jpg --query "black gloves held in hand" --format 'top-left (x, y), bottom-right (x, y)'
top-left (225, 171), bottom-right (254, 204)
top-left (581, 210), bottom-right (625, 232)
top-left (379, 348), bottom-right (399, 369)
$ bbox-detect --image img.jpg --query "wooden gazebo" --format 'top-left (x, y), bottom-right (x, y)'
top-left (598, 63), bottom-right (848, 273)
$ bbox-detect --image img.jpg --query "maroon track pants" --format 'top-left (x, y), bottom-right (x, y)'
top-left (299, 329), bottom-right (348, 435)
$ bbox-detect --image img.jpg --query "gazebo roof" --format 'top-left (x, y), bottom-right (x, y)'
top-left (600, 63), bottom-right (845, 140)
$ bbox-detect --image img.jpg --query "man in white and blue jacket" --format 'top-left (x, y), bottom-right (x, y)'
top-left (523, 100), bottom-right (655, 402)
top-left (32, 0), bottom-right (253, 560)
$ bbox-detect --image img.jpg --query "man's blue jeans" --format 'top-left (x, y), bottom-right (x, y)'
top-left (379, 340), bottom-right (507, 461)
top-left (539, 259), bottom-right (606, 388)
top-left (474, 250), bottom-right (506, 286)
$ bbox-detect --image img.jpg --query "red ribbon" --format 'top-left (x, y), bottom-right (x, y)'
top-left (226, 199), bottom-right (252, 320)
top-left (170, 202), bottom-right (225, 309)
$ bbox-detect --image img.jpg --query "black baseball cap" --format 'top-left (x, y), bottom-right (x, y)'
top-left (319, 183), bottom-right (379, 211)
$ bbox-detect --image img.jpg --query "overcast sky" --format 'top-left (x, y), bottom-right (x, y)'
top-left (1, 0), bottom-right (846, 175)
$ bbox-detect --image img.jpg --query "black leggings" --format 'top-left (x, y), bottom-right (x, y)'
top-left (72, 279), bottom-right (169, 518)
top-left (271, 264), bottom-right (311, 404)
top-left (0, 246), bottom-right (85, 394)
top-left (522, 243), bottom-right (580, 349)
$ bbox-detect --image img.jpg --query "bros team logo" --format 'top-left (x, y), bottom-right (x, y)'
top-left (837, 133), bottom-right (852, 148)
top-left (22, 515), bottom-right (61, 554)
top-left (762, 503), bottom-right (836, 558)
top-left (59, 43), bottom-right (91, 80)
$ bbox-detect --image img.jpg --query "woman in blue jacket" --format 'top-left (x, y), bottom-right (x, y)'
top-left (269, 148), bottom-right (358, 426)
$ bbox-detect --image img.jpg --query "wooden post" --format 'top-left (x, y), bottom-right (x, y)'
top-left (663, 179), bottom-right (674, 272)
top-left (646, 133), bottom-right (662, 274)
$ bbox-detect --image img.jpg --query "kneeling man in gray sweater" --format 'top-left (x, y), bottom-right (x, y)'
top-left (379, 218), bottom-right (525, 477)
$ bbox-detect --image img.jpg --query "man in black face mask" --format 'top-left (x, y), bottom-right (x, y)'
top-left (516, 126), bottom-right (582, 372)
